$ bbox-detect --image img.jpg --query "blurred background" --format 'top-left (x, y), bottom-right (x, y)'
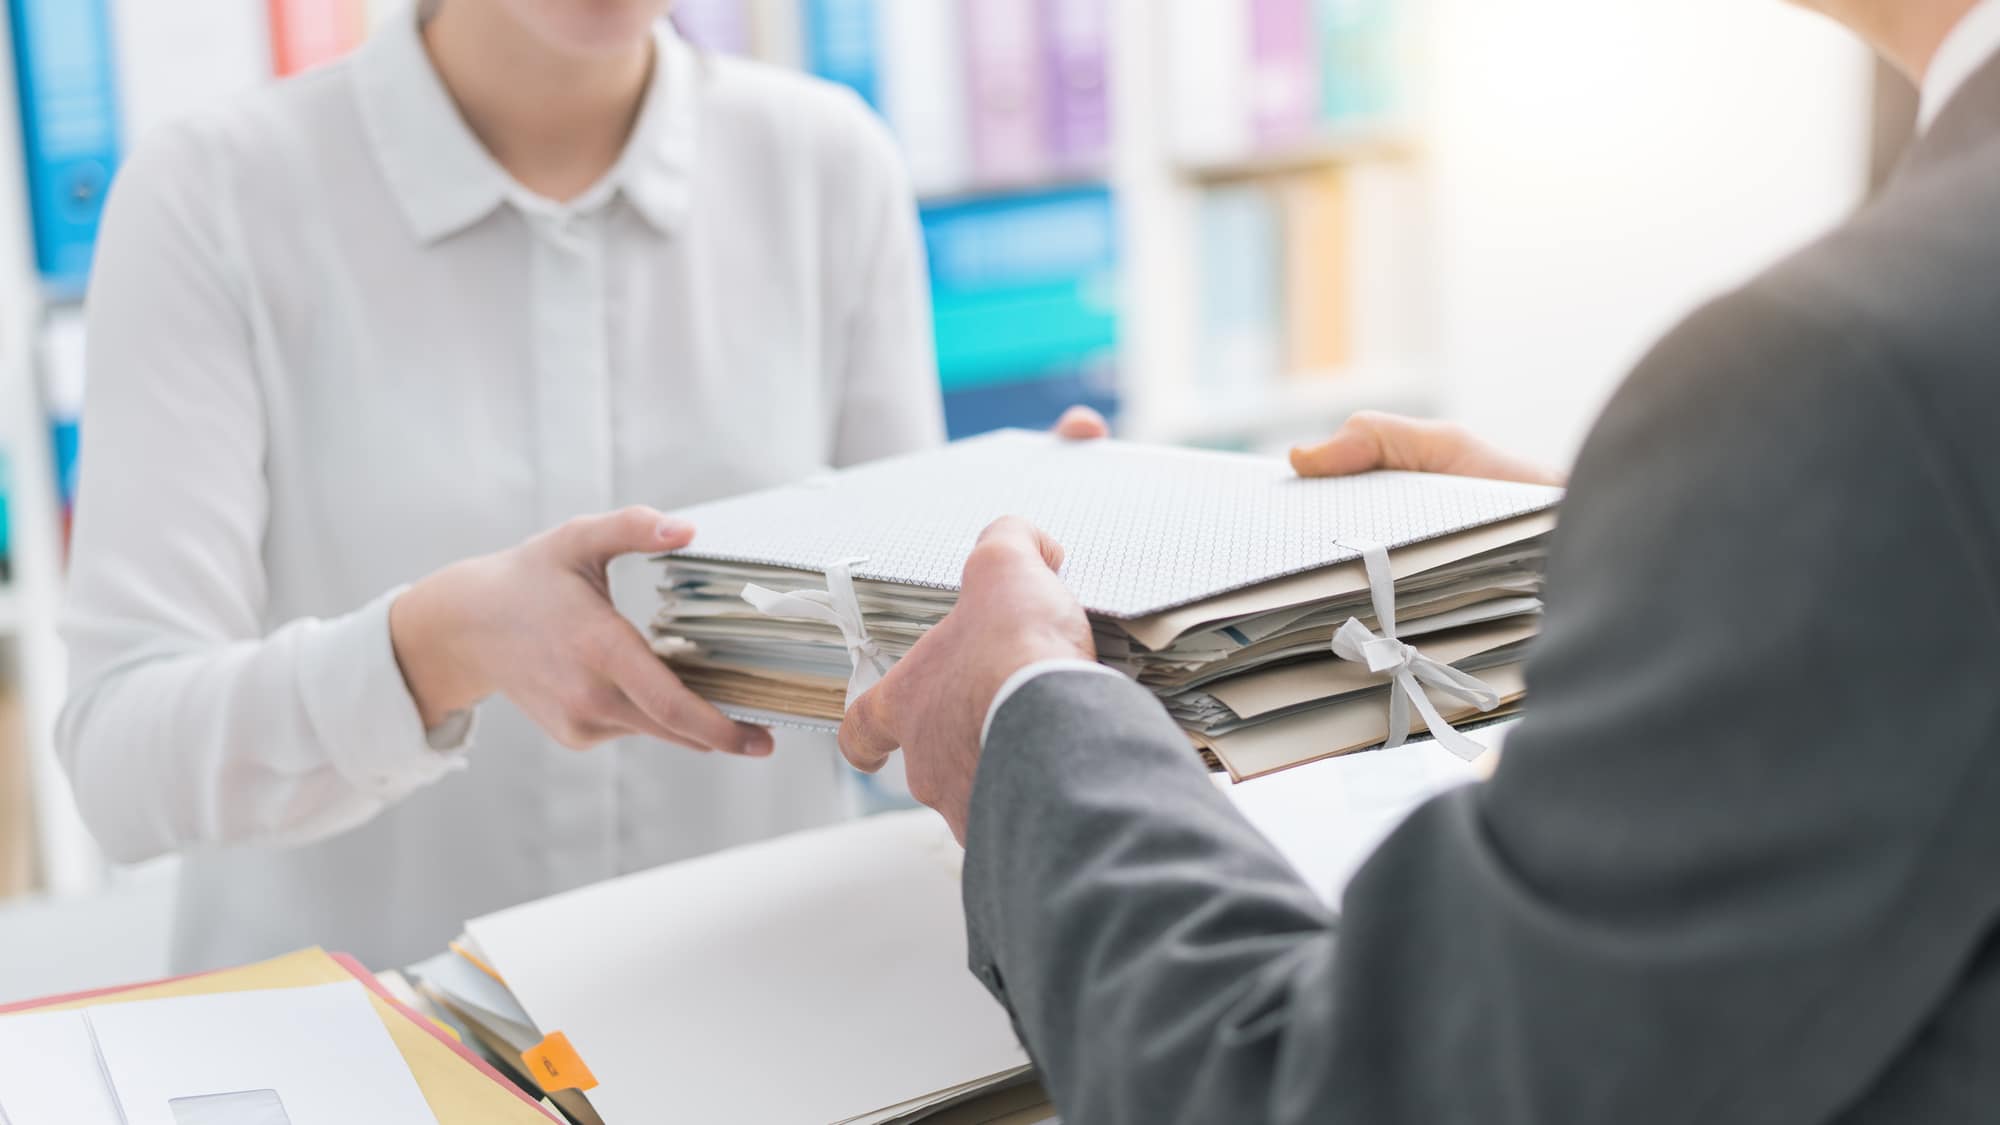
top-left (0, 0), bottom-right (1905, 991)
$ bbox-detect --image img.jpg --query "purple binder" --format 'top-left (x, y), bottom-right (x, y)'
top-left (963, 0), bottom-right (1049, 184)
top-left (1039, 0), bottom-right (1110, 171)
top-left (1250, 0), bottom-right (1318, 144)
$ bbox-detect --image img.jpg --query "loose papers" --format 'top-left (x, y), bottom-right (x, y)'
top-left (456, 811), bottom-right (1032, 1125)
top-left (0, 982), bottom-right (438, 1125)
top-left (652, 432), bottom-right (1561, 779)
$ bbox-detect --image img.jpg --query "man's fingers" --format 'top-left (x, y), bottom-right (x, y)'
top-left (1290, 411), bottom-right (1566, 486)
top-left (1053, 405), bottom-right (1111, 441)
top-left (975, 516), bottom-right (1066, 573)
top-left (838, 687), bottom-right (901, 774)
top-left (1289, 414), bottom-right (1396, 478)
top-left (607, 630), bottom-right (773, 756)
top-left (566, 506), bottom-right (696, 564)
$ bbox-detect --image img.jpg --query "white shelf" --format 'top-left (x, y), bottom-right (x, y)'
top-left (1139, 370), bottom-right (1435, 447)
top-left (1173, 122), bottom-right (1424, 184)
top-left (916, 171), bottom-right (1111, 208)
top-left (0, 588), bottom-right (21, 637)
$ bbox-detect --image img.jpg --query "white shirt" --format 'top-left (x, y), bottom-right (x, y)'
top-left (59, 13), bottom-right (942, 972)
top-left (1921, 0), bottom-right (2000, 130)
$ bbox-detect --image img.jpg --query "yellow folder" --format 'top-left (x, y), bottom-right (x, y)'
top-left (11, 947), bottom-right (554, 1124)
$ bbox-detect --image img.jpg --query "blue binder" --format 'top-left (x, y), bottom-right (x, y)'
top-left (942, 367), bottom-right (1120, 442)
top-left (7, 0), bottom-right (122, 297)
top-left (0, 448), bottom-right (13, 580)
top-left (802, 0), bottom-right (880, 109)
top-left (921, 188), bottom-right (1121, 397)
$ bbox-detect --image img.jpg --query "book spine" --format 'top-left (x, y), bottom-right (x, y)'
top-left (0, 450), bottom-right (12, 582)
top-left (268, 0), bottom-right (368, 76)
top-left (673, 0), bottom-right (753, 55)
top-left (1038, 0), bottom-right (1109, 172)
top-left (41, 312), bottom-right (89, 519)
top-left (1163, 0), bottom-right (1249, 161)
top-left (1249, 0), bottom-right (1318, 144)
top-left (7, 0), bottom-right (122, 296)
top-left (923, 189), bottom-right (1119, 396)
top-left (879, 0), bottom-right (968, 195)
top-left (748, 0), bottom-right (804, 67)
top-left (1197, 186), bottom-right (1283, 395)
top-left (113, 0), bottom-right (273, 143)
top-left (1278, 171), bottom-right (1354, 375)
top-left (802, 0), bottom-right (881, 109)
top-left (960, 0), bottom-right (1048, 184)
top-left (1317, 0), bottom-right (1398, 122)
top-left (941, 365), bottom-right (1119, 441)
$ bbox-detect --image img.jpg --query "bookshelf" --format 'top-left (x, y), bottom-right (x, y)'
top-left (0, 0), bottom-right (99, 898)
top-left (730, 0), bottom-right (1441, 451)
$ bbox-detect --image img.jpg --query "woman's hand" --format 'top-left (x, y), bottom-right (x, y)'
top-left (390, 507), bottom-right (774, 756)
top-left (1289, 411), bottom-right (1566, 486)
top-left (1054, 405), bottom-right (1111, 440)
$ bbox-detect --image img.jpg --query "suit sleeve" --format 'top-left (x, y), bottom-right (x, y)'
top-left (961, 283), bottom-right (2000, 1125)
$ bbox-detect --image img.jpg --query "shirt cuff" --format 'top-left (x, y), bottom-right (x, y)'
top-left (425, 708), bottom-right (478, 752)
top-left (980, 659), bottom-right (1127, 748)
top-left (297, 586), bottom-right (472, 803)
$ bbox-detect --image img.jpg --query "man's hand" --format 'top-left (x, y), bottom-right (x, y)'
top-left (840, 518), bottom-right (1093, 843)
top-left (1291, 410), bottom-right (1566, 486)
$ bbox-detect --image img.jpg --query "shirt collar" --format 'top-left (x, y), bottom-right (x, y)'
top-left (352, 11), bottom-right (700, 243)
top-left (1920, 0), bottom-right (2000, 132)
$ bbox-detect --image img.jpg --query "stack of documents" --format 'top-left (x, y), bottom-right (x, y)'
top-left (650, 431), bottom-right (1561, 779)
top-left (0, 948), bottom-right (555, 1124)
top-left (414, 811), bottom-right (1049, 1125)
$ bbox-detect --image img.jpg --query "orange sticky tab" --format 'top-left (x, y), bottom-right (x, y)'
top-left (449, 941), bottom-right (506, 987)
top-left (522, 1031), bottom-right (598, 1093)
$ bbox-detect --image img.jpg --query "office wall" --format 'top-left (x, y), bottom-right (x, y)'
top-left (1428, 0), bottom-right (1874, 465)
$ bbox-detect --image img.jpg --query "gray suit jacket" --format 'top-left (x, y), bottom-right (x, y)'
top-left (962, 58), bottom-right (2000, 1124)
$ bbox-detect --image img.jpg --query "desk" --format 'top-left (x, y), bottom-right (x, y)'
top-left (1223, 724), bottom-right (1509, 907)
top-left (0, 862), bottom-right (174, 1006)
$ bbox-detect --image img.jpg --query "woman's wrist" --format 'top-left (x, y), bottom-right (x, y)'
top-left (390, 564), bottom-right (494, 729)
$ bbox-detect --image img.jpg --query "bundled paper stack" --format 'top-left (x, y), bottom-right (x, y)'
top-left (413, 812), bottom-right (1049, 1125)
top-left (651, 432), bottom-right (1560, 779)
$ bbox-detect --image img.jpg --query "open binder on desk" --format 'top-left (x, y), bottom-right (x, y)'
top-left (650, 431), bottom-right (1561, 779)
top-left (413, 811), bottom-right (1048, 1124)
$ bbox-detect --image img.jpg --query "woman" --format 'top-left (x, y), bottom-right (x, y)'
top-left (57, 0), bottom-right (947, 972)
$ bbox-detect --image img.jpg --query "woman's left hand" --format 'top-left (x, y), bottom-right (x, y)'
top-left (1054, 405), bottom-right (1111, 440)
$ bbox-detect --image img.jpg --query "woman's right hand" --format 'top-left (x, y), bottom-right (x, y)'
top-left (389, 507), bottom-right (774, 756)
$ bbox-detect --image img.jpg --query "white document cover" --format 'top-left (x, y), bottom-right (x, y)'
top-left (0, 982), bottom-right (434, 1125)
top-left (467, 811), bottom-right (1027, 1125)
top-left (663, 431), bottom-right (1562, 619)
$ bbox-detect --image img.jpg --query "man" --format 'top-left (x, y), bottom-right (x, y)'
top-left (839, 1), bottom-right (2000, 1121)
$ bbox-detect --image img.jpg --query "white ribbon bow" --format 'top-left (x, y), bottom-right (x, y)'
top-left (1330, 539), bottom-right (1501, 762)
top-left (741, 558), bottom-right (890, 708)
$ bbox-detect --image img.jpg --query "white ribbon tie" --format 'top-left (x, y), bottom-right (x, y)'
top-left (741, 558), bottom-right (889, 708)
top-left (1330, 539), bottom-right (1501, 762)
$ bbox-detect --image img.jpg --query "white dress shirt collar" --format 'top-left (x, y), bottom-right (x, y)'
top-left (351, 11), bottom-right (700, 242)
top-left (1920, 0), bottom-right (2000, 132)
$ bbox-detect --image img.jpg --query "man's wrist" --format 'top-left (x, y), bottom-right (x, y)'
top-left (980, 659), bottom-right (1125, 748)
